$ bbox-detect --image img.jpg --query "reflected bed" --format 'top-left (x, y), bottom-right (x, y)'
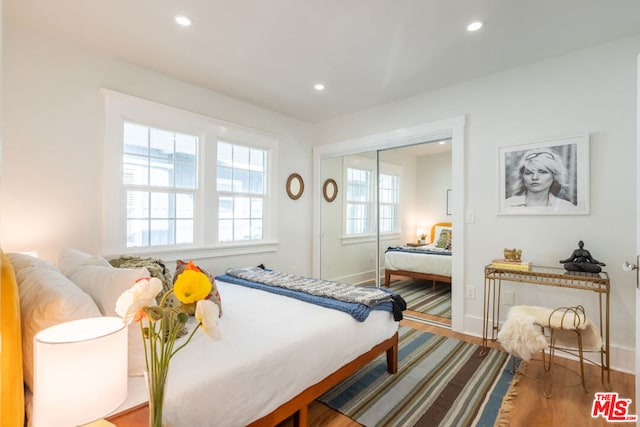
top-left (384, 222), bottom-right (452, 288)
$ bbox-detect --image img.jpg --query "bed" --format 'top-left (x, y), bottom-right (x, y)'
top-left (384, 222), bottom-right (452, 288)
top-left (0, 248), bottom-right (402, 427)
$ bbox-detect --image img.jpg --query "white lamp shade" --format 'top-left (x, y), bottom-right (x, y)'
top-left (33, 316), bottom-right (128, 427)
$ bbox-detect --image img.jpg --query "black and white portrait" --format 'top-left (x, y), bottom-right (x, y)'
top-left (499, 134), bottom-right (589, 215)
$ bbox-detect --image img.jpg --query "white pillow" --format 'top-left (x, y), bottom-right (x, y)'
top-left (67, 264), bottom-right (151, 376)
top-left (57, 247), bottom-right (110, 276)
top-left (6, 253), bottom-right (58, 272)
top-left (12, 262), bottom-right (102, 392)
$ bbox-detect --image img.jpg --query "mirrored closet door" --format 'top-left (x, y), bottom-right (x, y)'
top-left (319, 141), bottom-right (452, 288)
top-left (314, 116), bottom-right (465, 330)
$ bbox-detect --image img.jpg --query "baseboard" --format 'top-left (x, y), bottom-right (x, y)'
top-left (462, 313), bottom-right (634, 374)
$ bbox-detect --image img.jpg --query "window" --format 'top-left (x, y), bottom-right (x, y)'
top-left (217, 141), bottom-right (266, 242)
top-left (123, 122), bottom-right (198, 248)
top-left (379, 173), bottom-right (398, 233)
top-left (346, 168), bottom-right (370, 235)
top-left (343, 156), bottom-right (401, 237)
top-left (103, 89), bottom-right (278, 256)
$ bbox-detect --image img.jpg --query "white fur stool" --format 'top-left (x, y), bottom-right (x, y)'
top-left (497, 305), bottom-right (602, 398)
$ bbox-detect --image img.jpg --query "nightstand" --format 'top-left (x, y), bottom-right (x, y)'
top-left (105, 375), bottom-right (148, 426)
top-left (106, 403), bottom-right (149, 427)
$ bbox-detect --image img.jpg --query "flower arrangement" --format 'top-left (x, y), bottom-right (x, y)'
top-left (115, 262), bottom-right (220, 427)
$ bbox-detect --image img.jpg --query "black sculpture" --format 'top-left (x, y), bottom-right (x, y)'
top-left (559, 240), bottom-right (606, 273)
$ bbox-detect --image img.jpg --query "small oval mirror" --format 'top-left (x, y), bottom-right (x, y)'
top-left (323, 178), bottom-right (338, 202)
top-left (286, 173), bottom-right (304, 200)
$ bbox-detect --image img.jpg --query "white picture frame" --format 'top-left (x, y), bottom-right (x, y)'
top-left (498, 134), bottom-right (589, 215)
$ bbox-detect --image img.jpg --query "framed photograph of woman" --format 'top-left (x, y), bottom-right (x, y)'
top-left (498, 134), bottom-right (589, 215)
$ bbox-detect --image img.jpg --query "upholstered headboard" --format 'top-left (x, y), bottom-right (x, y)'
top-left (430, 222), bottom-right (452, 244)
top-left (1, 248), bottom-right (158, 426)
top-left (1, 249), bottom-right (25, 427)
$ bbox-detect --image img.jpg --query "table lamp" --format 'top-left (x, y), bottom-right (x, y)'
top-left (416, 227), bottom-right (426, 244)
top-left (32, 316), bottom-right (128, 427)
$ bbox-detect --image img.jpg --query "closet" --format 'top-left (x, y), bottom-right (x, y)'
top-left (312, 116), bottom-right (466, 329)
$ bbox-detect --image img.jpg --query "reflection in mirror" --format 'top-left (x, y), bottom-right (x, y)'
top-left (320, 153), bottom-right (378, 284)
top-left (377, 143), bottom-right (452, 324)
top-left (322, 179), bottom-right (337, 202)
top-left (319, 141), bottom-right (452, 303)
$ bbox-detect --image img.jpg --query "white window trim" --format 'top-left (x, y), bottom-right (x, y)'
top-left (102, 89), bottom-right (279, 257)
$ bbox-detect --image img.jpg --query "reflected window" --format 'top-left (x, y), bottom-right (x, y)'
top-left (345, 166), bottom-right (400, 235)
top-left (346, 168), bottom-right (370, 235)
top-left (379, 174), bottom-right (399, 232)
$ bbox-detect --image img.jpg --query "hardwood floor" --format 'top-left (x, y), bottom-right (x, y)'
top-left (280, 311), bottom-right (636, 427)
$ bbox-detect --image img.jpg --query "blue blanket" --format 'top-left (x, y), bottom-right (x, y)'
top-left (386, 245), bottom-right (451, 256)
top-left (215, 273), bottom-right (405, 322)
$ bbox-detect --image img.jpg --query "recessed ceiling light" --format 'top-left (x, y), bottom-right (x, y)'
top-left (466, 20), bottom-right (484, 32)
top-left (314, 83), bottom-right (325, 91)
top-left (439, 140), bottom-right (446, 145)
top-left (175, 15), bottom-right (192, 27)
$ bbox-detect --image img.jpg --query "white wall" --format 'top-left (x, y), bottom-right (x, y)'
top-left (314, 35), bottom-right (640, 372)
top-left (0, 25), bottom-right (314, 275)
top-left (415, 151), bottom-right (452, 235)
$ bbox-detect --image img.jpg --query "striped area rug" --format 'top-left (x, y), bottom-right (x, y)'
top-left (389, 279), bottom-right (452, 319)
top-left (318, 326), bottom-right (513, 427)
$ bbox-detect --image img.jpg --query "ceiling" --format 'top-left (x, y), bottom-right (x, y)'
top-left (5, 0), bottom-right (640, 123)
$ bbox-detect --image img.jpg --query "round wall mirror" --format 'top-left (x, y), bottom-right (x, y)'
top-left (323, 178), bottom-right (338, 202)
top-left (286, 173), bottom-right (304, 200)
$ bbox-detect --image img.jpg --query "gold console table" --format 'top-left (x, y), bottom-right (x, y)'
top-left (482, 264), bottom-right (610, 386)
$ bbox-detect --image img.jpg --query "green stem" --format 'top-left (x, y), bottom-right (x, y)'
top-left (147, 317), bottom-right (168, 427)
top-left (170, 321), bottom-right (202, 358)
top-left (158, 289), bottom-right (175, 308)
top-left (142, 301), bottom-right (206, 426)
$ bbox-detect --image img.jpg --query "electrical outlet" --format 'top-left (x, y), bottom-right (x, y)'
top-left (465, 285), bottom-right (475, 299)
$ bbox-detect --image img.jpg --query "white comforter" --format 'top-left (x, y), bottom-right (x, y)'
top-left (385, 245), bottom-right (452, 277)
top-left (161, 279), bottom-right (398, 426)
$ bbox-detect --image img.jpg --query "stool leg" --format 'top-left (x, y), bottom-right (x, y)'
top-left (576, 332), bottom-right (588, 394)
top-left (542, 328), bottom-right (555, 399)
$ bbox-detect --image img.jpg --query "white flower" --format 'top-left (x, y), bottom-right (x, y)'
top-left (195, 300), bottom-right (221, 339)
top-left (115, 277), bottom-right (163, 324)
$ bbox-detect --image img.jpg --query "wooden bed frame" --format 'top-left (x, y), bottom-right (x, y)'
top-left (385, 269), bottom-right (451, 288)
top-left (107, 332), bottom-right (399, 427)
top-left (384, 222), bottom-right (452, 289)
top-left (249, 332), bottom-right (398, 426)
